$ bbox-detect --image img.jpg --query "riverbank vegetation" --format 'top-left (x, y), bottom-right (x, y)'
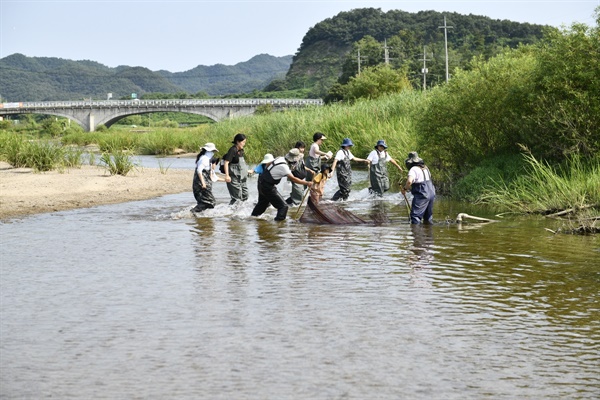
top-left (1, 12), bottom-right (598, 232)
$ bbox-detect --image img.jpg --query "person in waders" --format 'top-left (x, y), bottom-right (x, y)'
top-left (366, 140), bottom-right (404, 197)
top-left (251, 148), bottom-right (313, 221)
top-left (330, 138), bottom-right (370, 201)
top-left (402, 151), bottom-right (436, 224)
top-left (306, 132), bottom-right (332, 173)
top-left (223, 133), bottom-right (254, 206)
top-left (286, 141), bottom-right (313, 206)
top-left (191, 143), bottom-right (224, 213)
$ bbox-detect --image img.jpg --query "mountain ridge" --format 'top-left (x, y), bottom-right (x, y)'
top-left (0, 53), bottom-right (293, 101)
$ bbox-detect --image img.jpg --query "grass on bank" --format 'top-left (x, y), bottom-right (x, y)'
top-left (478, 149), bottom-right (599, 233)
top-left (0, 132), bottom-right (85, 172)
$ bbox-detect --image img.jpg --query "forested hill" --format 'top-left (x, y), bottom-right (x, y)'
top-left (284, 8), bottom-right (547, 92)
top-left (0, 53), bottom-right (293, 101)
top-left (1, 8), bottom-right (548, 101)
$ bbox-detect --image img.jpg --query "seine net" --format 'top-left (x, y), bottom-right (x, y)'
top-left (299, 195), bottom-right (367, 225)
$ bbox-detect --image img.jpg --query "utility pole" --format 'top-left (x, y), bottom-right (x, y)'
top-left (438, 16), bottom-right (453, 83)
top-left (383, 38), bottom-right (390, 65)
top-left (419, 46), bottom-right (430, 91)
top-left (357, 48), bottom-right (367, 75)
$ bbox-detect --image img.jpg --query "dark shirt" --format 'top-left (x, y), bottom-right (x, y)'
top-left (224, 145), bottom-right (244, 164)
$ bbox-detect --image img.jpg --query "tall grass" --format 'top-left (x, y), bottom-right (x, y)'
top-left (478, 149), bottom-right (600, 213)
top-left (0, 132), bottom-right (83, 171)
top-left (100, 149), bottom-right (136, 176)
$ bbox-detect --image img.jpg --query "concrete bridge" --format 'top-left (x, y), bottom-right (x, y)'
top-left (0, 98), bottom-right (323, 132)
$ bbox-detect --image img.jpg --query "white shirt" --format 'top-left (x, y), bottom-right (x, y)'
top-left (367, 150), bottom-right (391, 165)
top-left (335, 149), bottom-right (354, 161)
top-left (408, 165), bottom-right (431, 183)
top-left (267, 157), bottom-right (292, 180)
top-left (196, 155), bottom-right (211, 173)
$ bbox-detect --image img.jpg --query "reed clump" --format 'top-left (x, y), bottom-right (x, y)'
top-left (478, 148), bottom-right (599, 234)
top-left (0, 132), bottom-right (84, 171)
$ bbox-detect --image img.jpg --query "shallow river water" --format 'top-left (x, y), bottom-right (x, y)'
top-left (1, 159), bottom-right (599, 399)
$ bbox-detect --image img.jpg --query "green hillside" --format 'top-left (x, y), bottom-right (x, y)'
top-left (285, 8), bottom-right (547, 93)
top-left (0, 53), bottom-right (292, 101)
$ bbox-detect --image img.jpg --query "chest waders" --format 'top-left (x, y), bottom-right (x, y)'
top-left (410, 166), bottom-right (436, 224)
top-left (192, 169), bottom-right (216, 212)
top-left (369, 153), bottom-right (390, 196)
top-left (331, 150), bottom-right (352, 201)
top-left (251, 161), bottom-right (289, 221)
top-left (306, 156), bottom-right (321, 173)
top-left (288, 159), bottom-right (310, 204)
top-left (226, 157), bottom-right (249, 205)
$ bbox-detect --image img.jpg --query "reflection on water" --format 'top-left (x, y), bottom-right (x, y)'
top-left (1, 160), bottom-right (599, 399)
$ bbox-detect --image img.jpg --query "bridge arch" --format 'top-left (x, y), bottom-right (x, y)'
top-left (100, 109), bottom-right (220, 129)
top-left (0, 99), bottom-right (323, 131)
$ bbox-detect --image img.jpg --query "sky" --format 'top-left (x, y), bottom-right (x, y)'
top-left (1, 0), bottom-right (598, 72)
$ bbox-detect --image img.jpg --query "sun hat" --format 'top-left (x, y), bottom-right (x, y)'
top-left (202, 142), bottom-right (218, 152)
top-left (313, 132), bottom-right (327, 141)
top-left (341, 138), bottom-right (354, 147)
top-left (375, 140), bottom-right (388, 149)
top-left (260, 153), bottom-right (274, 164)
top-left (404, 151), bottom-right (424, 168)
top-left (285, 148), bottom-right (303, 162)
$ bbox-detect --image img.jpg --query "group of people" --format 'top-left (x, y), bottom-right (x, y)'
top-left (192, 132), bottom-right (435, 224)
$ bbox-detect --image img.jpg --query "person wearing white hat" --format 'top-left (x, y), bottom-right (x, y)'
top-left (307, 132), bottom-right (332, 173)
top-left (251, 148), bottom-right (313, 221)
top-left (253, 153), bottom-right (275, 175)
top-left (401, 151), bottom-right (436, 224)
top-left (191, 142), bottom-right (224, 213)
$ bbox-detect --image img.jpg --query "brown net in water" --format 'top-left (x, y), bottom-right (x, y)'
top-left (299, 196), bottom-right (367, 224)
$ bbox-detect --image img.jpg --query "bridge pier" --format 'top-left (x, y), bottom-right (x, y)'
top-left (88, 114), bottom-right (95, 132)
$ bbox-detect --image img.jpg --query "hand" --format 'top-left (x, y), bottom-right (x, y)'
top-left (305, 181), bottom-right (313, 187)
top-left (202, 184), bottom-right (207, 189)
top-left (225, 176), bottom-right (232, 183)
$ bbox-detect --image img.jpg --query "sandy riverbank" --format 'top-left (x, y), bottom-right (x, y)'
top-left (0, 161), bottom-right (194, 220)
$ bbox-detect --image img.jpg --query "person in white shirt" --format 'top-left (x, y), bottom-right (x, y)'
top-left (191, 142), bottom-right (225, 213)
top-left (330, 138), bottom-right (370, 201)
top-left (401, 151), bottom-right (436, 224)
top-left (251, 148), bottom-right (313, 221)
top-left (366, 140), bottom-right (404, 196)
top-left (306, 132), bottom-right (332, 173)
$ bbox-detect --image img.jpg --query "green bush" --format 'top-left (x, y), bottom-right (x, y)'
top-left (100, 149), bottom-right (136, 176)
top-left (452, 153), bottom-right (525, 201)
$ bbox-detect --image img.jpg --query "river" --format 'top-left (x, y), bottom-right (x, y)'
top-left (1, 158), bottom-right (598, 399)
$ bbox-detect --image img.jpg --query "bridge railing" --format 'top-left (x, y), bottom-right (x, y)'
top-left (1, 98), bottom-right (323, 110)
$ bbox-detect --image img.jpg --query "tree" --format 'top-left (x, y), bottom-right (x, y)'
top-left (344, 64), bottom-right (412, 101)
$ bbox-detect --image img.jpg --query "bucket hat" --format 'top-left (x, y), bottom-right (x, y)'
top-left (202, 142), bottom-right (218, 152)
top-left (375, 140), bottom-right (388, 149)
top-left (260, 153), bottom-right (274, 164)
top-left (341, 138), bottom-right (354, 147)
top-left (404, 151), bottom-right (424, 167)
top-left (285, 148), bottom-right (303, 162)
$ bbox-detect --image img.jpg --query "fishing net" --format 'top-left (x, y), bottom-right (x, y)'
top-left (299, 194), bottom-right (367, 225)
